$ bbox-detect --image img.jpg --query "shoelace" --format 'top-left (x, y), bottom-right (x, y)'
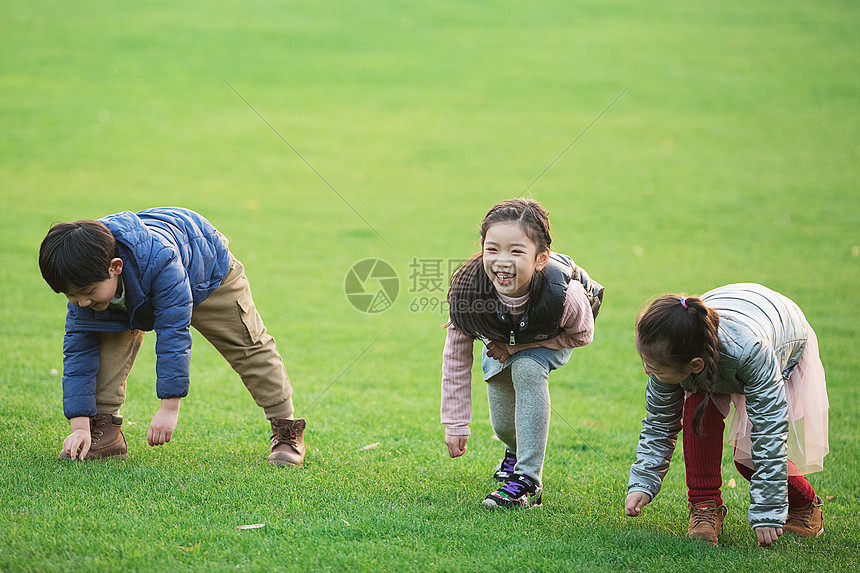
top-left (500, 453), bottom-right (517, 474)
top-left (90, 417), bottom-right (107, 444)
top-left (272, 425), bottom-right (299, 445)
top-left (789, 504), bottom-right (814, 526)
top-left (499, 482), bottom-right (525, 497)
top-left (499, 478), bottom-right (533, 498)
top-left (691, 507), bottom-right (720, 528)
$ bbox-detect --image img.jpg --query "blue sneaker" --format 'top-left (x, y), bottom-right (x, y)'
top-left (482, 473), bottom-right (542, 509)
top-left (493, 450), bottom-right (517, 482)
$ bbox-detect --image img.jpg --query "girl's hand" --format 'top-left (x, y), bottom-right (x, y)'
top-left (624, 491), bottom-right (651, 517)
top-left (147, 397), bottom-right (181, 446)
top-left (444, 434), bottom-right (468, 458)
top-left (485, 341), bottom-right (512, 363)
top-left (755, 526), bottom-right (783, 547)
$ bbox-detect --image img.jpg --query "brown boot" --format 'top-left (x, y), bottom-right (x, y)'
top-left (784, 496), bottom-right (824, 537)
top-left (687, 500), bottom-right (728, 545)
top-left (59, 413), bottom-right (128, 460)
top-left (267, 417), bottom-right (306, 467)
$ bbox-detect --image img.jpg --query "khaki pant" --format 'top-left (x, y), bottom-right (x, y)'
top-left (95, 249), bottom-right (294, 420)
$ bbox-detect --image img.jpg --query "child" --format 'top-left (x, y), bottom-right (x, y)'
top-left (39, 207), bottom-right (306, 466)
top-left (625, 284), bottom-right (829, 546)
top-left (441, 198), bottom-right (603, 508)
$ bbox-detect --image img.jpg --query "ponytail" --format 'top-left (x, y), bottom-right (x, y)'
top-left (686, 297), bottom-right (721, 433)
top-left (636, 294), bottom-right (721, 435)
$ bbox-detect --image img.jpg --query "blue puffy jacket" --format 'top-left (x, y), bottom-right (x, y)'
top-left (61, 208), bottom-right (231, 418)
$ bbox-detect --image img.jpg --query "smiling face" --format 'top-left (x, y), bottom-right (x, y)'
top-left (482, 221), bottom-right (549, 297)
top-left (63, 258), bottom-right (123, 311)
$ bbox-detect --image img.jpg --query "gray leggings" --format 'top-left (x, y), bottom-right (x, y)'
top-left (486, 357), bottom-right (551, 484)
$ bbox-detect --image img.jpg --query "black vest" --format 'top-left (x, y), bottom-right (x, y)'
top-left (495, 253), bottom-right (604, 345)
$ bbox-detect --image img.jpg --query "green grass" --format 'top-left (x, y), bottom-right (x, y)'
top-left (2, 1), bottom-right (859, 571)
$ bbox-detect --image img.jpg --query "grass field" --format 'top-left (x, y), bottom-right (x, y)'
top-left (1, 1), bottom-right (858, 571)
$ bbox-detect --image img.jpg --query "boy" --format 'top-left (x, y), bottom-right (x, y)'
top-left (38, 207), bottom-right (305, 466)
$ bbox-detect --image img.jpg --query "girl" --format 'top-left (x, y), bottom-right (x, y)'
top-left (625, 284), bottom-right (829, 547)
top-left (440, 198), bottom-right (603, 508)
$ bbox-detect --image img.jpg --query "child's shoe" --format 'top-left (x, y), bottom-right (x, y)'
top-left (267, 417), bottom-right (306, 467)
top-left (493, 450), bottom-right (518, 482)
top-left (58, 413), bottom-right (128, 460)
top-left (482, 473), bottom-right (542, 509)
top-left (784, 496), bottom-right (824, 538)
top-left (687, 500), bottom-right (728, 545)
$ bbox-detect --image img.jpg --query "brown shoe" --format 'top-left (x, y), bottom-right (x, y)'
top-left (267, 417), bottom-right (306, 467)
top-left (687, 500), bottom-right (728, 545)
top-left (784, 496), bottom-right (824, 537)
top-left (59, 413), bottom-right (128, 460)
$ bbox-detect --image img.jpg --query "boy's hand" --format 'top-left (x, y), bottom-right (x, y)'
top-left (147, 397), bottom-right (181, 446)
top-left (624, 491), bottom-right (652, 517)
top-left (62, 427), bottom-right (92, 461)
top-left (444, 434), bottom-right (468, 458)
top-left (755, 526), bottom-right (783, 547)
top-left (485, 341), bottom-right (511, 363)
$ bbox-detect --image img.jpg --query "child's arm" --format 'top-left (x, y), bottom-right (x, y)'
top-left (738, 340), bottom-right (791, 533)
top-left (544, 280), bottom-right (595, 348)
top-left (58, 314), bottom-right (101, 461)
top-left (626, 377), bottom-right (684, 511)
top-left (147, 397), bottom-right (181, 446)
top-left (506, 281), bottom-right (595, 354)
top-left (61, 325), bottom-right (102, 419)
top-left (440, 325), bottom-right (475, 456)
top-left (148, 250), bottom-right (195, 404)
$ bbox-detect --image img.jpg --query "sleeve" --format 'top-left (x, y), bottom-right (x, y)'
top-left (738, 338), bottom-right (790, 528)
top-left (149, 246), bottom-right (195, 400)
top-left (61, 306), bottom-right (101, 418)
top-left (440, 324), bottom-right (475, 436)
top-left (508, 280), bottom-right (595, 352)
top-left (627, 377), bottom-right (684, 500)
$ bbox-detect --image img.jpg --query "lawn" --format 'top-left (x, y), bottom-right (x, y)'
top-left (1, 1), bottom-right (858, 571)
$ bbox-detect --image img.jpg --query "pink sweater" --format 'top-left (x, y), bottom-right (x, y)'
top-left (440, 280), bottom-right (595, 436)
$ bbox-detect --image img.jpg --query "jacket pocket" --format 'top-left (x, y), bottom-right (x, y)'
top-left (237, 289), bottom-right (266, 345)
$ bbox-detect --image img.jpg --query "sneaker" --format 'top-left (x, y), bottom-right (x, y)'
top-left (687, 500), bottom-right (728, 545)
top-left (267, 417), bottom-right (306, 467)
top-left (58, 413), bottom-right (128, 460)
top-left (493, 450), bottom-right (517, 482)
top-left (784, 496), bottom-right (824, 538)
top-left (482, 473), bottom-right (542, 509)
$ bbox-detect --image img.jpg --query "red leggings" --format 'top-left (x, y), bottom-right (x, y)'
top-left (683, 392), bottom-right (816, 508)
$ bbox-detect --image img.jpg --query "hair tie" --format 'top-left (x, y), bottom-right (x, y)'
top-left (680, 297), bottom-right (688, 309)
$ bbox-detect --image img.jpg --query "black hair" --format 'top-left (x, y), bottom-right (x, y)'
top-left (447, 198), bottom-right (552, 341)
top-left (635, 294), bottom-right (721, 434)
top-left (39, 220), bottom-right (118, 293)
